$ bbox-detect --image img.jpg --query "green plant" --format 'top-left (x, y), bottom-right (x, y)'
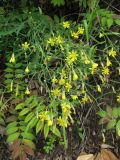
top-left (43, 135), bottom-right (56, 153)
top-left (98, 106), bottom-right (120, 136)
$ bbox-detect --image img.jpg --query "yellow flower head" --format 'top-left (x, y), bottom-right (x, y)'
top-left (90, 63), bottom-right (98, 74)
top-left (106, 57), bottom-right (112, 67)
top-left (25, 87), bottom-right (30, 95)
top-left (117, 96), bottom-right (120, 103)
top-left (97, 85), bottom-right (101, 93)
top-left (63, 21), bottom-right (70, 29)
top-left (99, 33), bottom-right (104, 38)
top-left (15, 85), bottom-right (19, 96)
top-left (84, 59), bottom-right (90, 64)
top-left (73, 71), bottom-right (78, 80)
top-left (57, 116), bottom-right (67, 127)
top-left (108, 48), bottom-right (116, 57)
top-left (47, 37), bottom-right (55, 46)
top-left (71, 95), bottom-right (78, 100)
top-left (77, 27), bottom-right (84, 35)
top-left (56, 35), bottom-right (64, 44)
top-left (39, 111), bottom-right (49, 121)
top-left (102, 66), bottom-right (110, 75)
top-left (22, 42), bottom-right (30, 50)
top-left (66, 50), bottom-right (78, 65)
top-left (9, 53), bottom-right (15, 63)
top-left (52, 88), bottom-right (60, 97)
top-left (118, 130), bottom-right (120, 136)
top-left (25, 66), bottom-right (30, 73)
top-left (52, 76), bottom-right (58, 84)
top-left (71, 32), bottom-right (79, 39)
top-left (59, 78), bottom-right (65, 85)
top-left (65, 82), bottom-right (72, 92)
top-left (81, 95), bottom-right (88, 104)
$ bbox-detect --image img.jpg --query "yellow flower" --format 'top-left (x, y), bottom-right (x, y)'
top-left (77, 27), bottom-right (84, 34)
top-left (52, 76), bottom-right (58, 84)
top-left (59, 78), bottom-right (65, 85)
top-left (117, 96), bottom-right (120, 102)
top-left (99, 33), bottom-right (104, 38)
top-left (9, 53), bottom-right (15, 63)
top-left (39, 111), bottom-right (49, 121)
top-left (63, 21), bottom-right (70, 29)
top-left (61, 102), bottom-right (71, 116)
top-left (25, 87), bottom-right (30, 95)
top-left (108, 48), bottom-right (116, 57)
top-left (81, 95), bottom-right (88, 104)
top-left (71, 32), bottom-right (79, 39)
top-left (102, 66), bottom-right (110, 75)
top-left (73, 71), bottom-right (78, 80)
top-left (97, 85), bottom-right (101, 93)
top-left (25, 66), bottom-right (30, 73)
top-left (22, 42), bottom-right (30, 50)
top-left (84, 59), bottom-right (90, 64)
top-left (106, 57), bottom-right (111, 67)
top-left (52, 88), bottom-right (60, 97)
top-left (99, 75), bottom-right (107, 84)
top-left (48, 120), bottom-right (53, 126)
top-left (47, 37), bottom-right (55, 46)
top-left (90, 63), bottom-right (98, 74)
top-left (66, 50), bottom-right (78, 65)
top-left (71, 95), bottom-right (78, 100)
top-left (62, 91), bottom-right (66, 100)
top-left (56, 35), bottom-right (64, 44)
top-left (65, 82), bottom-right (72, 92)
top-left (57, 116), bottom-right (67, 127)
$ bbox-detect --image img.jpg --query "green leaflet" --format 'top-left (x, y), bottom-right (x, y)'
top-left (106, 119), bottom-right (116, 130)
top-left (25, 112), bottom-right (34, 123)
top-left (6, 126), bottom-right (18, 135)
top-left (15, 103), bottom-right (24, 110)
top-left (19, 108), bottom-right (30, 116)
top-left (23, 139), bottom-right (36, 149)
top-left (7, 132), bottom-right (20, 143)
top-left (51, 126), bottom-right (61, 137)
top-left (21, 132), bottom-right (35, 141)
top-left (44, 123), bottom-right (49, 139)
top-left (36, 120), bottom-right (43, 134)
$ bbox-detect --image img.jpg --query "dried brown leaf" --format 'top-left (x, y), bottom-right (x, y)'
top-left (24, 144), bottom-right (35, 156)
top-left (77, 154), bottom-right (95, 160)
top-left (99, 117), bottom-right (110, 125)
top-left (20, 152), bottom-right (27, 160)
top-left (101, 149), bottom-right (118, 160)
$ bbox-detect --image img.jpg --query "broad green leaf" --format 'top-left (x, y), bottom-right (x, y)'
top-left (36, 120), bottom-right (43, 134)
top-left (15, 103), bottom-right (24, 110)
top-left (6, 126), bottom-right (18, 135)
top-left (14, 63), bottom-right (22, 68)
top-left (7, 132), bottom-right (20, 143)
top-left (29, 100), bottom-right (39, 109)
top-left (26, 117), bottom-right (38, 131)
top-left (15, 69), bottom-right (24, 74)
top-left (107, 18), bottom-right (113, 28)
top-left (101, 17), bottom-right (107, 27)
top-left (51, 126), bottom-right (61, 137)
top-left (97, 110), bottom-right (107, 118)
top-left (21, 132), bottom-right (35, 140)
top-left (5, 68), bottom-right (13, 73)
top-left (4, 74), bottom-right (14, 78)
top-left (118, 107), bottom-right (120, 117)
top-left (19, 108), bottom-right (30, 116)
top-left (25, 96), bottom-right (34, 105)
top-left (6, 121), bottom-right (18, 130)
top-left (25, 112), bottom-right (34, 123)
top-left (106, 119), bottom-right (116, 130)
top-left (115, 19), bottom-right (120, 25)
top-left (44, 123), bottom-right (49, 138)
top-left (112, 107), bottom-right (118, 118)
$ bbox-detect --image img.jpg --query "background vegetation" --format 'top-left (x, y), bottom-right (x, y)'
top-left (0, 0), bottom-right (120, 159)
